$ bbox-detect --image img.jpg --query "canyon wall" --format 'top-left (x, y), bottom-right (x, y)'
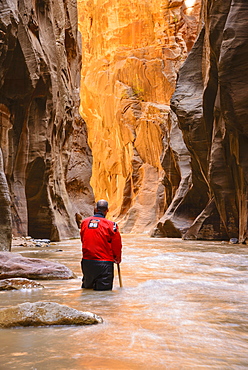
top-left (156, 0), bottom-right (248, 242)
top-left (0, 0), bottom-right (94, 246)
top-left (3, 0), bottom-right (245, 244)
top-left (78, 0), bottom-right (200, 233)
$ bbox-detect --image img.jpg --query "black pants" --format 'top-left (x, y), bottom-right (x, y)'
top-left (81, 259), bottom-right (114, 291)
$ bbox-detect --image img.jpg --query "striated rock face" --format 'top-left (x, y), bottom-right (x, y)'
top-left (0, 251), bottom-right (76, 279)
top-left (0, 148), bottom-right (12, 250)
top-left (78, 0), bottom-right (201, 232)
top-left (0, 0), bottom-right (94, 244)
top-left (158, 0), bottom-right (248, 241)
top-left (0, 301), bottom-right (103, 327)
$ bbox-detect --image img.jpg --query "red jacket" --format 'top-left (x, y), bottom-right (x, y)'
top-left (80, 213), bottom-right (122, 263)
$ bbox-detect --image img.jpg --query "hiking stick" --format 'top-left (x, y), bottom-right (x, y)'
top-left (117, 263), bottom-right (123, 288)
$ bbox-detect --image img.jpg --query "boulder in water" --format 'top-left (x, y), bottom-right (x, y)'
top-left (0, 301), bottom-right (103, 327)
top-left (0, 252), bottom-right (77, 280)
top-left (0, 278), bottom-right (44, 290)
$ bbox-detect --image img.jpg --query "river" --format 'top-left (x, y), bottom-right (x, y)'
top-left (0, 235), bottom-right (248, 369)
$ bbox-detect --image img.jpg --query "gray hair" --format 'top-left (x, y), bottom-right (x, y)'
top-left (96, 199), bottom-right (108, 212)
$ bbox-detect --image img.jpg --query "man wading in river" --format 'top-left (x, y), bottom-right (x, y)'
top-left (80, 199), bottom-right (122, 290)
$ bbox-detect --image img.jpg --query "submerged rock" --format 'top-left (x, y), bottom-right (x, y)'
top-left (0, 252), bottom-right (77, 280)
top-left (0, 278), bottom-right (44, 291)
top-left (0, 302), bottom-right (103, 328)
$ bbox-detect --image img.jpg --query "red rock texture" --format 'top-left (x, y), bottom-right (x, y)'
top-left (157, 0), bottom-right (248, 242)
top-left (0, 251), bottom-right (76, 279)
top-left (0, 0), bottom-right (94, 246)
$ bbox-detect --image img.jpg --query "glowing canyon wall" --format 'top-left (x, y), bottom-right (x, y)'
top-left (78, 0), bottom-right (200, 233)
top-left (0, 0), bottom-right (94, 247)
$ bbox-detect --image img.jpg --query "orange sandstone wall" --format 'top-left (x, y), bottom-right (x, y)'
top-left (78, 0), bottom-right (200, 232)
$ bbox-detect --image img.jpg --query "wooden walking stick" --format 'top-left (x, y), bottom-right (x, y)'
top-left (117, 263), bottom-right (123, 288)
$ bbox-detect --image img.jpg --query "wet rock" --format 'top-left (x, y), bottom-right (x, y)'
top-left (12, 237), bottom-right (48, 248)
top-left (34, 239), bottom-right (50, 244)
top-left (14, 238), bottom-right (35, 248)
top-left (229, 238), bottom-right (239, 245)
top-left (0, 278), bottom-right (44, 291)
top-left (35, 242), bottom-right (49, 248)
top-left (0, 302), bottom-right (103, 328)
top-left (0, 252), bottom-right (77, 280)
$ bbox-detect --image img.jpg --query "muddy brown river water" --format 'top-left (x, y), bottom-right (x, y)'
top-left (0, 235), bottom-right (248, 369)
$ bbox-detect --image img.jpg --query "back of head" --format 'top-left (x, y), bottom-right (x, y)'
top-left (96, 199), bottom-right (109, 213)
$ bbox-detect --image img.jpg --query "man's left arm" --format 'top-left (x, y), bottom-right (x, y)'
top-left (111, 223), bottom-right (122, 264)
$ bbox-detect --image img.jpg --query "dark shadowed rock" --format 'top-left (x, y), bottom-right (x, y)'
top-left (152, 110), bottom-right (193, 238)
top-left (0, 0), bottom-right (94, 242)
top-left (0, 252), bottom-right (76, 280)
top-left (0, 278), bottom-right (44, 290)
top-left (0, 301), bottom-right (103, 327)
top-left (0, 148), bottom-right (11, 251)
top-left (157, 0), bottom-right (248, 242)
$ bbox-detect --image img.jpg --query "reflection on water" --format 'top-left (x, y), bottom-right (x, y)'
top-left (0, 235), bottom-right (248, 369)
